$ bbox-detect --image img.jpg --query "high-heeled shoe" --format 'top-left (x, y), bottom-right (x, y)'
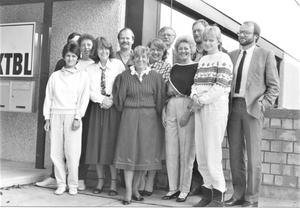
top-left (132, 194), bottom-right (144, 201)
top-left (176, 192), bottom-right (189, 202)
top-left (93, 178), bottom-right (105, 194)
top-left (108, 179), bottom-right (118, 196)
top-left (141, 190), bottom-right (153, 196)
top-left (122, 199), bottom-right (131, 205)
top-left (162, 190), bottom-right (180, 200)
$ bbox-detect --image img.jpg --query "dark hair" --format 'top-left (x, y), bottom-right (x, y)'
top-left (93, 37), bottom-right (115, 63)
top-left (147, 38), bottom-right (168, 61)
top-left (117, 27), bottom-right (135, 41)
top-left (77, 33), bottom-right (95, 47)
top-left (67, 32), bottom-right (81, 43)
top-left (243, 21), bottom-right (261, 43)
top-left (192, 19), bottom-right (209, 29)
top-left (62, 42), bottom-right (80, 58)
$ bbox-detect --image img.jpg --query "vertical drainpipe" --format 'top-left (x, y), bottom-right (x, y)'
top-left (35, 0), bottom-right (53, 169)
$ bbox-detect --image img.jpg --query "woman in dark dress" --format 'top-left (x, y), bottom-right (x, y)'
top-left (112, 46), bottom-right (166, 205)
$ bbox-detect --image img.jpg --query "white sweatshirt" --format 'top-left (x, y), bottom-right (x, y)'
top-left (43, 66), bottom-right (90, 120)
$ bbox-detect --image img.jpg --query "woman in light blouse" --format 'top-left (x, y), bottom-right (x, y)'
top-left (191, 25), bottom-right (233, 207)
top-left (113, 46), bottom-right (166, 205)
top-left (84, 37), bottom-right (125, 196)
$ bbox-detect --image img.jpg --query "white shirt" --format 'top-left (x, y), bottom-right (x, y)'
top-left (130, 65), bottom-right (151, 82)
top-left (86, 59), bottom-right (125, 104)
top-left (76, 59), bottom-right (94, 70)
top-left (233, 45), bottom-right (256, 98)
top-left (165, 47), bottom-right (174, 65)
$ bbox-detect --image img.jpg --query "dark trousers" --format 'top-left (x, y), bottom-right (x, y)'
top-left (227, 99), bottom-right (262, 202)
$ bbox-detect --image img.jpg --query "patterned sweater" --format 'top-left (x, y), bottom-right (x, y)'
top-left (191, 51), bottom-right (233, 104)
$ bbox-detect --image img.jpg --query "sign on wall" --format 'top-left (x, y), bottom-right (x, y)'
top-left (0, 22), bottom-right (41, 77)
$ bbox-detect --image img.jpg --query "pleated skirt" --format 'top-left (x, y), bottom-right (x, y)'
top-left (84, 101), bottom-right (121, 165)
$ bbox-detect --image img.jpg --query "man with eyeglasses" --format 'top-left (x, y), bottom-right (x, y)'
top-left (158, 26), bottom-right (176, 65)
top-left (225, 21), bottom-right (280, 207)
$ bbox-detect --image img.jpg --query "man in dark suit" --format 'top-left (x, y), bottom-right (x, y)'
top-left (225, 21), bottom-right (280, 207)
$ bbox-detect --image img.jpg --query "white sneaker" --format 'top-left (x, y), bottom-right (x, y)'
top-left (54, 187), bottom-right (66, 195)
top-left (78, 180), bottom-right (86, 191)
top-left (69, 187), bottom-right (77, 195)
top-left (36, 177), bottom-right (57, 187)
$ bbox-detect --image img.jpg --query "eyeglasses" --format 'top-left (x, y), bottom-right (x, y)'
top-left (237, 31), bottom-right (254, 36)
top-left (159, 33), bottom-right (174, 38)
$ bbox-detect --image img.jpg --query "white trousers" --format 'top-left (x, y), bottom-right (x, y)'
top-left (50, 114), bottom-right (82, 188)
top-left (165, 97), bottom-right (195, 193)
top-left (194, 99), bottom-right (228, 193)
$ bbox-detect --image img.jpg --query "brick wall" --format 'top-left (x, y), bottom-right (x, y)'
top-left (156, 109), bottom-right (300, 200)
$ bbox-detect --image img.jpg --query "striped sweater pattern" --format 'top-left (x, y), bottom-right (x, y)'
top-left (194, 52), bottom-right (233, 89)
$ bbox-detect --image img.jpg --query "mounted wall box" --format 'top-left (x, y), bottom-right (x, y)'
top-left (0, 81), bottom-right (10, 111)
top-left (0, 80), bottom-right (36, 113)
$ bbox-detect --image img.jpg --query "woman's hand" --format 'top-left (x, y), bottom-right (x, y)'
top-left (179, 111), bottom-right (191, 127)
top-left (72, 119), bottom-right (80, 131)
top-left (100, 97), bottom-right (113, 109)
top-left (44, 119), bottom-right (50, 131)
top-left (162, 106), bottom-right (167, 128)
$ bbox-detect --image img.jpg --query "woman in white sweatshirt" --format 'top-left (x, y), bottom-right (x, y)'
top-left (43, 42), bottom-right (90, 196)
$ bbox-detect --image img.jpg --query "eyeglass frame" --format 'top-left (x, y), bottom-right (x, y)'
top-left (237, 30), bottom-right (254, 36)
top-left (159, 33), bottom-right (175, 38)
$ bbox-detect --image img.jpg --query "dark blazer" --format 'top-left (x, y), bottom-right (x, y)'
top-left (229, 47), bottom-right (280, 118)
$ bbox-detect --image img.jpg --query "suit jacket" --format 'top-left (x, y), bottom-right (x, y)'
top-left (229, 47), bottom-right (280, 119)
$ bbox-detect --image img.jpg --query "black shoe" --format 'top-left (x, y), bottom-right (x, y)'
top-left (132, 195), bottom-right (144, 201)
top-left (162, 191), bottom-right (180, 200)
top-left (190, 187), bottom-right (203, 196)
top-left (225, 197), bottom-right (245, 206)
top-left (141, 190), bottom-right (153, 196)
top-left (242, 201), bottom-right (258, 207)
top-left (122, 199), bottom-right (131, 205)
top-left (176, 194), bottom-right (188, 202)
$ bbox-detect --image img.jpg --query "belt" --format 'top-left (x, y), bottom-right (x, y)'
top-left (233, 97), bottom-right (245, 100)
top-left (170, 94), bottom-right (189, 98)
top-left (101, 94), bottom-right (111, 97)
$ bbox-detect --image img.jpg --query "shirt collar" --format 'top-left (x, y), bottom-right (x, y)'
top-left (242, 45), bottom-right (256, 55)
top-left (98, 59), bottom-right (112, 70)
top-left (130, 66), bottom-right (151, 76)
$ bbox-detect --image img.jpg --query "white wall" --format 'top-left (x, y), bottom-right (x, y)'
top-left (280, 54), bottom-right (300, 110)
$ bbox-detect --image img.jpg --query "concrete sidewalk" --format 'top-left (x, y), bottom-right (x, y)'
top-left (0, 160), bottom-right (299, 207)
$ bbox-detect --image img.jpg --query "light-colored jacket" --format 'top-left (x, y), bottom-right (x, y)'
top-left (229, 47), bottom-right (280, 118)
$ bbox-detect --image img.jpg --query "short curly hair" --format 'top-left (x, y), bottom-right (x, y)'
top-left (77, 33), bottom-right (95, 47)
top-left (147, 38), bottom-right (168, 61)
top-left (131, 45), bottom-right (151, 61)
top-left (174, 35), bottom-right (196, 56)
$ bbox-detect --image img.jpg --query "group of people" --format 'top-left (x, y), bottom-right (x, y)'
top-left (37, 18), bottom-right (280, 207)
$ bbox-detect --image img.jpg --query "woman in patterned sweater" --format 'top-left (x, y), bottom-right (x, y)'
top-left (191, 25), bottom-right (233, 207)
top-left (112, 46), bottom-right (166, 205)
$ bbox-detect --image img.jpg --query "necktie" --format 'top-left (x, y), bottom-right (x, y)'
top-left (100, 67), bottom-right (106, 95)
top-left (235, 51), bottom-right (247, 93)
